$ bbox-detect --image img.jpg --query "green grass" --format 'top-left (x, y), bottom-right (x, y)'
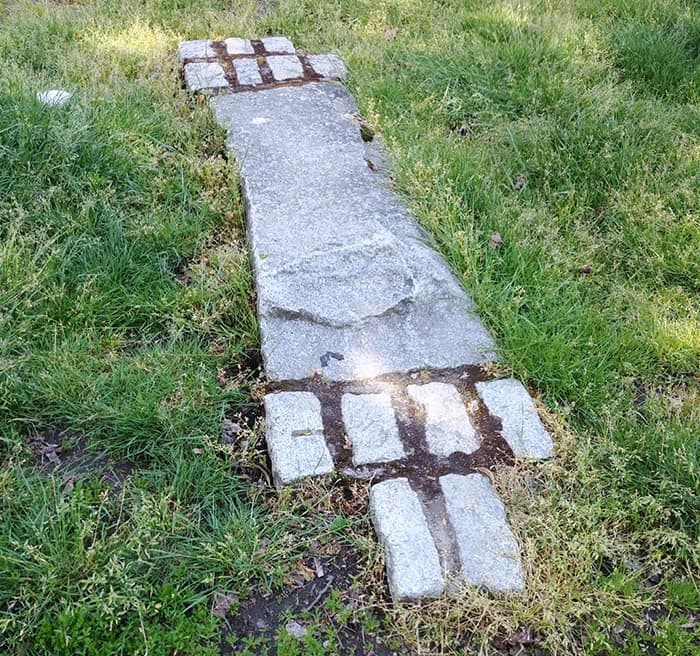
top-left (1, 0), bottom-right (698, 654)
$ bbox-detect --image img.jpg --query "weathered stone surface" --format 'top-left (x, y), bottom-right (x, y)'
top-left (184, 62), bottom-right (229, 91)
top-left (233, 58), bottom-right (263, 87)
top-left (440, 473), bottom-right (524, 592)
top-left (307, 54), bottom-right (347, 79)
top-left (476, 379), bottom-right (553, 458)
top-left (178, 39), bottom-right (214, 63)
top-left (266, 55), bottom-right (303, 81)
top-left (37, 89), bottom-right (72, 106)
top-left (225, 37), bottom-right (254, 55)
top-left (264, 392), bottom-right (334, 487)
top-left (261, 231), bottom-right (417, 327)
top-left (370, 478), bottom-right (444, 600)
top-left (407, 383), bottom-right (479, 457)
top-left (341, 393), bottom-right (405, 466)
top-left (209, 83), bottom-right (496, 380)
top-left (261, 36), bottom-right (295, 54)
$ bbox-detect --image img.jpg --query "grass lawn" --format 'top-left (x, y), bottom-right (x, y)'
top-left (1, 0), bottom-right (698, 654)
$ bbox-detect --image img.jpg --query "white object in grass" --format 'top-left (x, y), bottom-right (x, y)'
top-left (37, 89), bottom-right (72, 107)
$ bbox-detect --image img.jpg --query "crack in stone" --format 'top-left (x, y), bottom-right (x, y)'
top-left (257, 236), bottom-right (419, 327)
top-left (262, 295), bottom-right (416, 328)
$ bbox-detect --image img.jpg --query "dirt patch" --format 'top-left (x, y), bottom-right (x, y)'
top-left (28, 429), bottom-right (132, 493)
top-left (221, 547), bottom-right (409, 655)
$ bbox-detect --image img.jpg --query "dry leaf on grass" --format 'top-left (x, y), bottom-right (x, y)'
top-left (212, 590), bottom-right (238, 618)
top-left (513, 172), bottom-right (528, 191)
top-left (296, 559), bottom-right (317, 582)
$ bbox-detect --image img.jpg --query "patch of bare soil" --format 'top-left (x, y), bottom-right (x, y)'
top-left (221, 546), bottom-right (409, 655)
top-left (28, 429), bottom-right (132, 493)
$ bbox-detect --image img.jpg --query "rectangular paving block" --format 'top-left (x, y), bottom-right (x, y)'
top-left (225, 37), bottom-right (254, 55)
top-left (476, 379), bottom-right (553, 459)
top-left (178, 39), bottom-right (215, 63)
top-left (233, 58), bottom-right (263, 87)
top-left (370, 478), bottom-right (445, 600)
top-left (184, 62), bottom-right (229, 92)
top-left (341, 393), bottom-right (405, 466)
top-left (307, 54), bottom-right (347, 79)
top-left (267, 55), bottom-right (304, 81)
top-left (264, 392), bottom-right (334, 487)
top-left (407, 382), bottom-right (480, 457)
top-left (261, 36), bottom-right (295, 54)
top-left (440, 473), bottom-right (524, 593)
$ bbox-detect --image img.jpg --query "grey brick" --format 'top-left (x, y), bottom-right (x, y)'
top-left (261, 36), bottom-right (295, 54)
top-left (264, 392), bottom-right (334, 488)
top-left (341, 393), bottom-right (405, 466)
top-left (407, 382), bottom-right (479, 456)
top-left (266, 55), bottom-right (303, 81)
top-left (178, 39), bottom-right (215, 63)
top-left (440, 473), bottom-right (524, 592)
top-left (225, 37), bottom-right (254, 55)
top-left (233, 58), bottom-right (263, 87)
top-left (370, 478), bottom-right (444, 600)
top-left (476, 379), bottom-right (553, 459)
top-left (184, 62), bottom-right (229, 92)
top-left (307, 54), bottom-right (347, 79)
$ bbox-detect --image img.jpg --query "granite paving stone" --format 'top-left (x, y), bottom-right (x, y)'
top-left (266, 55), bottom-right (304, 81)
top-left (209, 83), bottom-right (496, 380)
top-left (440, 473), bottom-right (524, 592)
top-left (264, 391), bottom-right (334, 487)
top-left (407, 382), bottom-right (480, 457)
top-left (370, 478), bottom-right (445, 600)
top-left (307, 54), bottom-right (347, 79)
top-left (225, 37), bottom-right (255, 55)
top-left (178, 39), bottom-right (215, 63)
top-left (476, 379), bottom-right (553, 458)
top-left (233, 58), bottom-right (263, 87)
top-left (261, 36), bottom-right (295, 53)
top-left (184, 62), bottom-right (229, 92)
top-left (341, 393), bottom-right (405, 466)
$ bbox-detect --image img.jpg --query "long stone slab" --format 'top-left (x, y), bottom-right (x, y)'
top-left (209, 83), bottom-right (496, 381)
